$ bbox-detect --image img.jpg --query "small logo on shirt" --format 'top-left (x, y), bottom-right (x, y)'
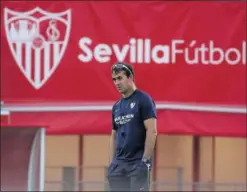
top-left (130, 102), bottom-right (135, 109)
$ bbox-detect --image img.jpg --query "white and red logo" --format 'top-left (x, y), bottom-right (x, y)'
top-left (4, 7), bottom-right (71, 89)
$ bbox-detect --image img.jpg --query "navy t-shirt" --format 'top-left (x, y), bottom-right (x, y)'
top-left (112, 89), bottom-right (157, 162)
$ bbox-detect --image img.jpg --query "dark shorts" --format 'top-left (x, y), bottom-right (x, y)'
top-left (107, 161), bottom-right (151, 191)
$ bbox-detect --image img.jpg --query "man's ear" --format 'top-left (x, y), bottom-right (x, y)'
top-left (128, 74), bottom-right (133, 80)
top-left (130, 75), bottom-right (135, 82)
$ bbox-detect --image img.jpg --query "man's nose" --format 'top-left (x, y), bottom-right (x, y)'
top-left (115, 80), bottom-right (121, 85)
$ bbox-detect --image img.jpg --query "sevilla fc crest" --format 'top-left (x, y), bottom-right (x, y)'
top-left (4, 7), bottom-right (71, 89)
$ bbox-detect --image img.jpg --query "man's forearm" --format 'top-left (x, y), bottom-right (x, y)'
top-left (143, 127), bottom-right (157, 159)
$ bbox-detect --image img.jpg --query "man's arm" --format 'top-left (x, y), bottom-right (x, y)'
top-left (109, 130), bottom-right (116, 163)
top-left (109, 103), bottom-right (118, 163)
top-left (140, 95), bottom-right (157, 160)
top-left (143, 117), bottom-right (157, 159)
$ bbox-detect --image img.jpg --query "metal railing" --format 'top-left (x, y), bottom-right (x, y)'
top-left (45, 166), bottom-right (246, 191)
top-left (151, 181), bottom-right (246, 191)
top-left (45, 181), bottom-right (246, 191)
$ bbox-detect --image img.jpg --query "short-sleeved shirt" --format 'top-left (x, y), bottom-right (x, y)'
top-left (112, 89), bottom-right (157, 162)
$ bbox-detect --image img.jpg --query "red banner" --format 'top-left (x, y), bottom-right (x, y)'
top-left (1, 1), bottom-right (246, 106)
top-left (1, 1), bottom-right (246, 136)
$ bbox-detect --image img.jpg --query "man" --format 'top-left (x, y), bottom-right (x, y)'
top-left (107, 62), bottom-right (157, 191)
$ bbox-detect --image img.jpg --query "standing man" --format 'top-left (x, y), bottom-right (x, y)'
top-left (108, 62), bottom-right (157, 191)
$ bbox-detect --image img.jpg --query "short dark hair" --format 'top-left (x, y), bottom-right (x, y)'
top-left (111, 61), bottom-right (135, 79)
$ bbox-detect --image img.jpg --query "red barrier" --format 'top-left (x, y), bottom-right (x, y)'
top-left (1, 110), bottom-right (10, 124)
